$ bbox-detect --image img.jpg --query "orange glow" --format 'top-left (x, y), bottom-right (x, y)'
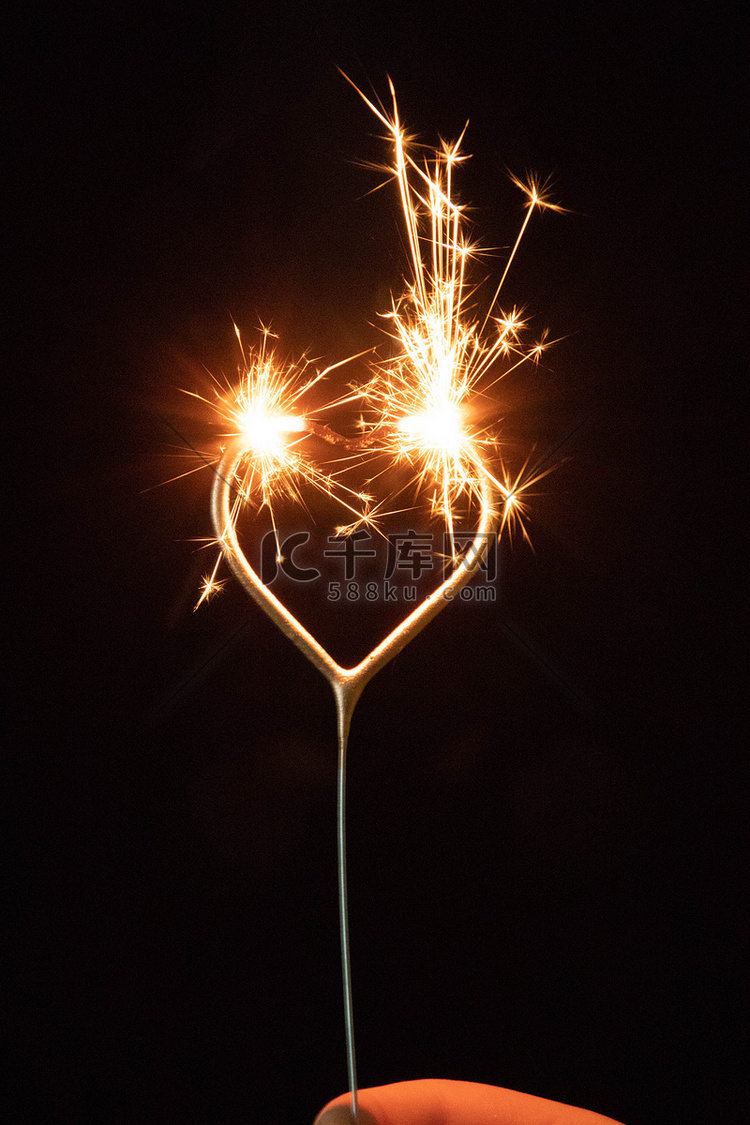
top-left (187, 78), bottom-right (560, 600)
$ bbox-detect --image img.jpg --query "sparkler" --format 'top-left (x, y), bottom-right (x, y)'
top-left (196, 77), bottom-right (559, 1119)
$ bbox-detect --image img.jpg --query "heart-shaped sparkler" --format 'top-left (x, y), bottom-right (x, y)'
top-left (212, 437), bottom-right (497, 718)
top-left (190, 74), bottom-right (560, 1119)
top-left (211, 433), bottom-right (496, 1121)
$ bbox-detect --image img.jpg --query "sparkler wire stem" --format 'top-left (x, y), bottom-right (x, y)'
top-left (333, 680), bottom-right (360, 1117)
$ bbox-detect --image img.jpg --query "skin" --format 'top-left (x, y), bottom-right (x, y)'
top-left (313, 1079), bottom-right (627, 1125)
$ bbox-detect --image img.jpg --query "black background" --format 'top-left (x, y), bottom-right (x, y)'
top-left (7, 3), bottom-right (746, 1123)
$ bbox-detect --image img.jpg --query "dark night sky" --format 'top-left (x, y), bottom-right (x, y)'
top-left (6, 3), bottom-right (747, 1123)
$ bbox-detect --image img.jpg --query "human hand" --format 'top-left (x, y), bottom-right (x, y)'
top-left (314, 1078), bottom-right (626, 1124)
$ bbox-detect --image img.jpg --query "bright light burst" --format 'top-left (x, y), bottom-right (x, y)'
top-left (345, 74), bottom-right (562, 552)
top-left (186, 324), bottom-right (373, 572)
top-left (189, 77), bottom-right (561, 600)
top-left (221, 324), bottom-right (316, 504)
top-left (194, 551), bottom-right (226, 611)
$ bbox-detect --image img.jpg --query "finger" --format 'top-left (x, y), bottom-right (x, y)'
top-left (314, 1079), bottom-right (627, 1125)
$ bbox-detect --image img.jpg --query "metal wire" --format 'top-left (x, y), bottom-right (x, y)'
top-left (212, 442), bottom-right (496, 1117)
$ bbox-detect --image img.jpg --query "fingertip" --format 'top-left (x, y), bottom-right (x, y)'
top-left (312, 1108), bottom-right (350, 1125)
top-left (313, 1101), bottom-right (379, 1125)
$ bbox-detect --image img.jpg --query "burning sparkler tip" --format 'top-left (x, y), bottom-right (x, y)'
top-left (184, 76), bottom-right (561, 610)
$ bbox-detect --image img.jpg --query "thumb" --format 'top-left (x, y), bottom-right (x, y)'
top-left (314, 1079), bottom-right (627, 1125)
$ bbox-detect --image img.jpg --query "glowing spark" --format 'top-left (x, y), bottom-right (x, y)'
top-left (339, 75), bottom-right (557, 555)
top-left (186, 78), bottom-right (560, 599)
top-left (185, 325), bottom-right (373, 585)
top-left (194, 553), bottom-right (226, 611)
